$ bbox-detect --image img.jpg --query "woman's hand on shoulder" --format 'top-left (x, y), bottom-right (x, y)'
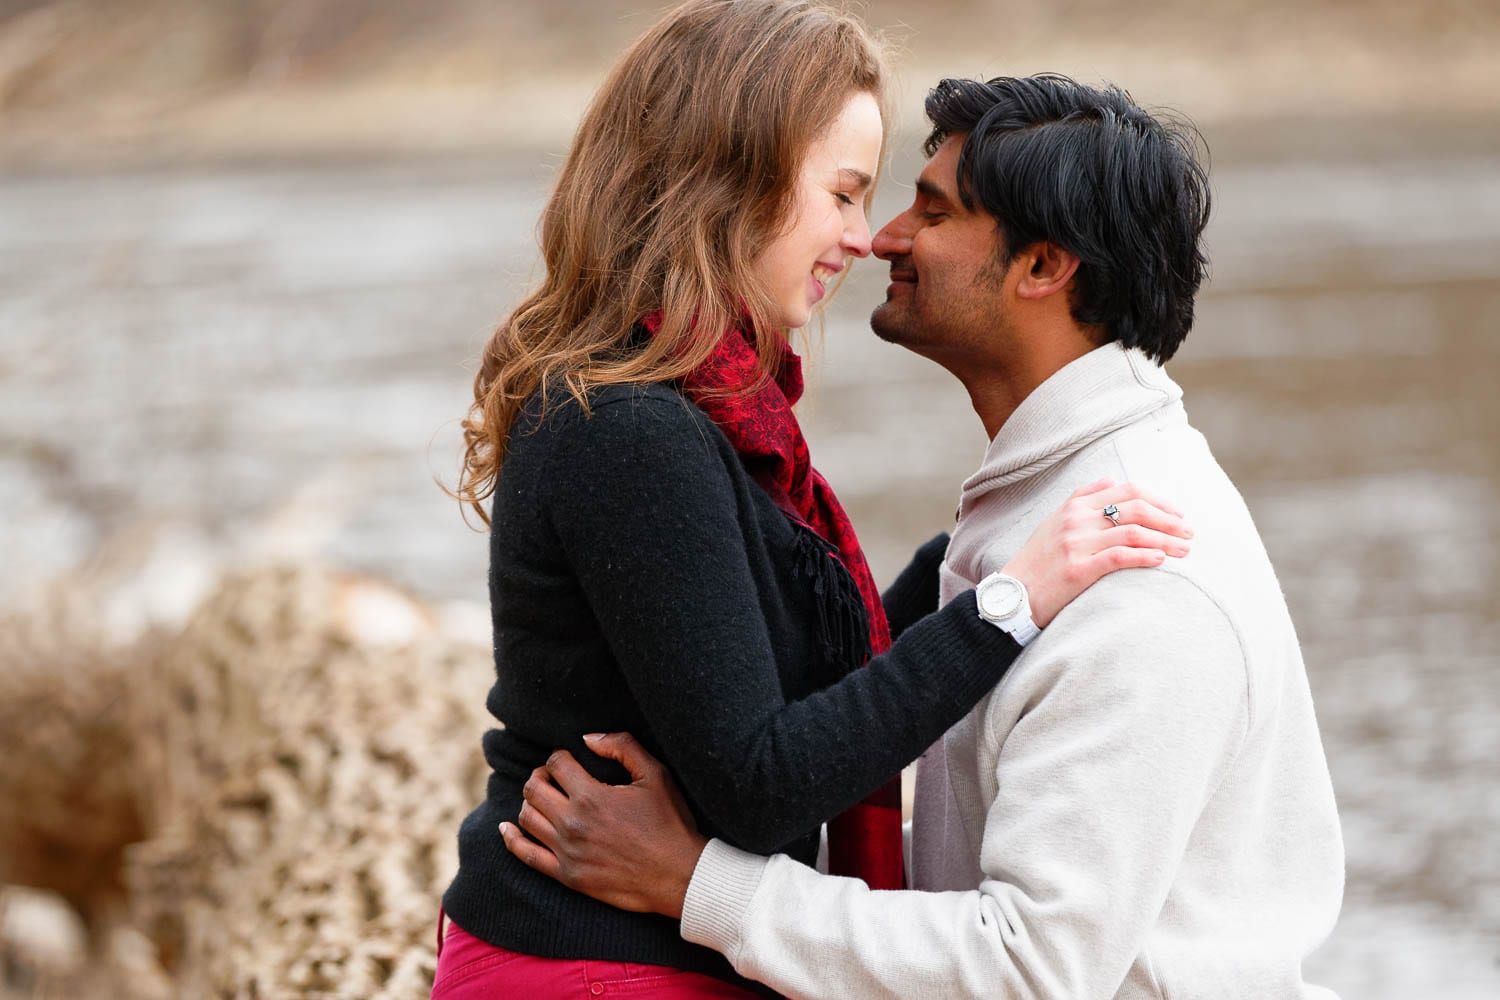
top-left (1004, 478), bottom-right (1193, 629)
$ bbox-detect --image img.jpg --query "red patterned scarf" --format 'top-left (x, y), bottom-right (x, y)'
top-left (644, 314), bottom-right (904, 890)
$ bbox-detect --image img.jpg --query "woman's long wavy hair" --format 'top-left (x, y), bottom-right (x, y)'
top-left (454, 0), bottom-right (888, 524)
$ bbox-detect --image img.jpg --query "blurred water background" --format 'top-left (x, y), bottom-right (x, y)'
top-left (1, 0), bottom-right (1497, 996)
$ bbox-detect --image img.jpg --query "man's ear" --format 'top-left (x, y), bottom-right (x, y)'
top-left (1015, 241), bottom-right (1081, 301)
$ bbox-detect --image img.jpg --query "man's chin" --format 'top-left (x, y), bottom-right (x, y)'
top-left (870, 301), bottom-right (913, 345)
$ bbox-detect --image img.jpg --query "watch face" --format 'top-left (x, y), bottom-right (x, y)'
top-left (978, 576), bottom-right (1023, 620)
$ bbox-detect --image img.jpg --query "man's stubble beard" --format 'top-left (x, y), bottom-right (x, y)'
top-left (869, 296), bottom-right (908, 345)
top-left (870, 286), bottom-right (935, 348)
top-left (871, 284), bottom-right (1010, 373)
top-left (870, 287), bottom-right (960, 354)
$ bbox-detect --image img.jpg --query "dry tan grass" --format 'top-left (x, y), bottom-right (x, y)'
top-left (0, 563), bottom-right (494, 998)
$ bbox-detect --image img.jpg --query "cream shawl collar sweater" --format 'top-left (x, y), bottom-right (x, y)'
top-left (680, 344), bottom-right (1345, 999)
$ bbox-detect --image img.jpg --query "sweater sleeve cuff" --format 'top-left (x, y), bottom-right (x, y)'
top-left (918, 589), bottom-right (1024, 710)
top-left (680, 838), bottom-right (770, 960)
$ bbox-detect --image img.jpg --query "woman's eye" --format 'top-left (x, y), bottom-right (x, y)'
top-left (835, 192), bottom-right (856, 206)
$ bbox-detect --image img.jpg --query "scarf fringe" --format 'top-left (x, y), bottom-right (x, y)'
top-left (790, 523), bottom-right (873, 676)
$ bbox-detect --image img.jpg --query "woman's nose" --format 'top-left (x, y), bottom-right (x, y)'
top-left (842, 213), bottom-right (873, 258)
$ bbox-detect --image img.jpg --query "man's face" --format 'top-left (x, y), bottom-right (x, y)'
top-left (869, 136), bottom-right (1011, 360)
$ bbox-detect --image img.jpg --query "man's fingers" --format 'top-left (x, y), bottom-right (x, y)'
top-left (582, 732), bottom-right (659, 784)
top-left (585, 733), bottom-right (693, 819)
top-left (500, 821), bottom-right (563, 882)
top-left (524, 764), bottom-right (572, 817)
top-left (517, 800), bottom-right (561, 852)
top-left (544, 749), bottom-right (598, 798)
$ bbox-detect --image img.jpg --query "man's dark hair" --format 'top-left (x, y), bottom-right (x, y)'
top-left (924, 73), bottom-right (1211, 363)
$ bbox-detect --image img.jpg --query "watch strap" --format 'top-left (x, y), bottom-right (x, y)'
top-left (1002, 614), bottom-right (1041, 647)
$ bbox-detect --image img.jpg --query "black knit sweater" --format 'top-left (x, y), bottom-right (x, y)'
top-left (441, 383), bottom-right (1021, 991)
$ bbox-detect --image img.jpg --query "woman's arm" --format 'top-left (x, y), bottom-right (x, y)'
top-left (543, 394), bottom-right (1187, 853)
top-left (881, 532), bottom-right (950, 641)
top-left (544, 395), bottom-right (1002, 852)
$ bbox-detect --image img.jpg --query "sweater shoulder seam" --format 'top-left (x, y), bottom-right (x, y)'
top-left (1149, 566), bottom-right (1256, 747)
top-left (1098, 434), bottom-right (1256, 736)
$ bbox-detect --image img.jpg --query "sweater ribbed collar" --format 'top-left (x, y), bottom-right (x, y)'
top-left (958, 343), bottom-right (1183, 516)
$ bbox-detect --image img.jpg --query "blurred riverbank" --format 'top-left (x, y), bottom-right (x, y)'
top-left (1, 0), bottom-right (1499, 169)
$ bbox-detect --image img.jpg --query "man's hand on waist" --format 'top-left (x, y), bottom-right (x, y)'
top-left (501, 731), bottom-right (707, 920)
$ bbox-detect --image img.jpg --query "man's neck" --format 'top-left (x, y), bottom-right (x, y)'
top-left (962, 336), bottom-right (1099, 440)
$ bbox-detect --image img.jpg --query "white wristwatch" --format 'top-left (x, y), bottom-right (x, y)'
top-left (974, 571), bottom-right (1041, 647)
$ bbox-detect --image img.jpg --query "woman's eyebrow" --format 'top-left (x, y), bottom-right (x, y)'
top-left (838, 167), bottom-right (873, 188)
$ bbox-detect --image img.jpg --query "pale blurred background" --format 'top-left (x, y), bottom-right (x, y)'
top-left (1, 1), bottom-right (1497, 997)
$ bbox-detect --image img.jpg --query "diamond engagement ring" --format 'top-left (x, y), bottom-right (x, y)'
top-left (1102, 504), bottom-right (1121, 526)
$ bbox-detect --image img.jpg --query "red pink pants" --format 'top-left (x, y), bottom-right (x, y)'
top-left (430, 913), bottom-right (765, 999)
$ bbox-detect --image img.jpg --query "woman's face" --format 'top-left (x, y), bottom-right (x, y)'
top-left (755, 90), bottom-right (883, 331)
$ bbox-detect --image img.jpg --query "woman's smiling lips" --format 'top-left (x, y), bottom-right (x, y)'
top-left (807, 273), bottom-right (826, 304)
top-left (808, 261), bottom-right (842, 303)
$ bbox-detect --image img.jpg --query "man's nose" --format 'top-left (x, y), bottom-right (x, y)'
top-left (872, 213), bottom-right (914, 261)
